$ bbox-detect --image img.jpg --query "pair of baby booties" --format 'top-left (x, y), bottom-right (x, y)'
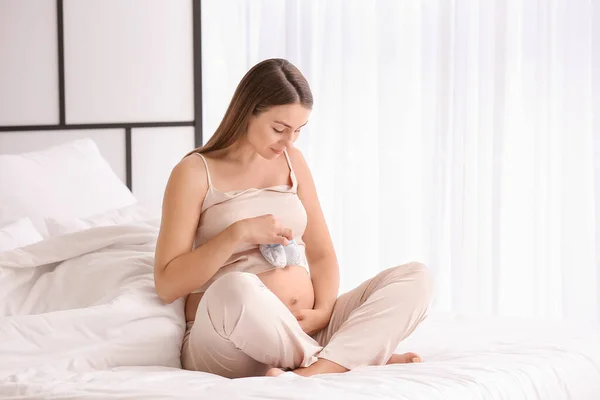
top-left (259, 239), bottom-right (306, 268)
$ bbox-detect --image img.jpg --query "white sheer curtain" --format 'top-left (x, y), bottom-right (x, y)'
top-left (202, 0), bottom-right (600, 323)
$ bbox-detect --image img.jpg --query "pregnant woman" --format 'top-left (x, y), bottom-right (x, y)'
top-left (153, 58), bottom-right (434, 378)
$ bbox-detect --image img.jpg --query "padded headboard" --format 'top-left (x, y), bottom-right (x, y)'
top-left (0, 0), bottom-right (204, 194)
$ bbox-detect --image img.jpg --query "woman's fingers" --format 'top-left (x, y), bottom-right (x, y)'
top-left (272, 235), bottom-right (290, 246)
top-left (281, 228), bottom-right (293, 240)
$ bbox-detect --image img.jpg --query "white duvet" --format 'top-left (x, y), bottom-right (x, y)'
top-left (1, 216), bottom-right (599, 400)
top-left (0, 218), bottom-right (185, 375)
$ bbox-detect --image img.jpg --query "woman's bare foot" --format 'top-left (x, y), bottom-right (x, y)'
top-left (266, 354), bottom-right (421, 378)
top-left (386, 352), bottom-right (422, 364)
top-left (265, 359), bottom-right (348, 377)
top-left (292, 359), bottom-right (348, 377)
top-left (265, 367), bottom-right (286, 377)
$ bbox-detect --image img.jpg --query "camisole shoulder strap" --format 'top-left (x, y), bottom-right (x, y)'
top-left (192, 152), bottom-right (213, 188)
top-left (283, 149), bottom-right (298, 189)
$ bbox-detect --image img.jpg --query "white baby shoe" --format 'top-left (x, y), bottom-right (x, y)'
top-left (259, 243), bottom-right (287, 267)
top-left (259, 239), bottom-right (306, 268)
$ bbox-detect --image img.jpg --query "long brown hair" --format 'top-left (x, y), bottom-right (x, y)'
top-left (186, 58), bottom-right (313, 156)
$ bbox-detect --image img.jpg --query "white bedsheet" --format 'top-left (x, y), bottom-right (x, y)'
top-left (1, 218), bottom-right (599, 400)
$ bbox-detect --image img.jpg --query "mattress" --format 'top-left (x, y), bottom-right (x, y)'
top-left (1, 218), bottom-right (599, 399)
top-left (2, 312), bottom-right (599, 400)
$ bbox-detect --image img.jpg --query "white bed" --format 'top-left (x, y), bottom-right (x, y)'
top-left (1, 139), bottom-right (600, 400)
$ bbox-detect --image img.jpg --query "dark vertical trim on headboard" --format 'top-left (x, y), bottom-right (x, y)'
top-left (56, 0), bottom-right (66, 125)
top-left (192, 0), bottom-right (203, 147)
top-left (125, 128), bottom-right (132, 191)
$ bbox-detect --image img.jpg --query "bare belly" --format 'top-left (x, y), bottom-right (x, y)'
top-left (185, 266), bottom-right (314, 322)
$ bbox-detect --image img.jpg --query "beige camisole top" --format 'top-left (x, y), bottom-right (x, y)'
top-left (191, 150), bottom-right (310, 294)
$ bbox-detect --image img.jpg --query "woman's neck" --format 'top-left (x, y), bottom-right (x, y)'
top-left (216, 138), bottom-right (261, 167)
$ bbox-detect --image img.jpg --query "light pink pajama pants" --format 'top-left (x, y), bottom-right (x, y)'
top-left (181, 262), bottom-right (434, 378)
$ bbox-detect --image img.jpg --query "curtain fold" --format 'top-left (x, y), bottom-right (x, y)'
top-left (202, 0), bottom-right (599, 323)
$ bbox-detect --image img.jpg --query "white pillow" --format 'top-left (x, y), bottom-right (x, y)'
top-left (0, 139), bottom-right (136, 237)
top-left (0, 218), bottom-right (44, 252)
top-left (0, 204), bottom-right (18, 229)
top-left (45, 204), bottom-right (155, 237)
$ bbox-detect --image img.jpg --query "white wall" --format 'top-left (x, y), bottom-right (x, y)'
top-left (0, 0), bottom-right (196, 213)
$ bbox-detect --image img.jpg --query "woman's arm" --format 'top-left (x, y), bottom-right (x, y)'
top-left (153, 155), bottom-right (245, 304)
top-left (288, 147), bottom-right (340, 319)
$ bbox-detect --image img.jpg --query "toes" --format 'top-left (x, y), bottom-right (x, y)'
top-left (387, 352), bottom-right (423, 364)
top-left (407, 352), bottom-right (422, 363)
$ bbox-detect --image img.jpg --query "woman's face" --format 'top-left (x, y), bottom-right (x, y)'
top-left (246, 104), bottom-right (311, 160)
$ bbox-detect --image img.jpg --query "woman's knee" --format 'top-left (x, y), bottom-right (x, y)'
top-left (388, 262), bottom-right (435, 304)
top-left (203, 271), bottom-right (262, 308)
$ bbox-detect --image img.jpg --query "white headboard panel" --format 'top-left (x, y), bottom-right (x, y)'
top-left (0, 0), bottom-right (59, 126)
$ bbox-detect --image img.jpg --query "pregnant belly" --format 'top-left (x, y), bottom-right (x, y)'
top-left (184, 266), bottom-right (314, 322)
top-left (257, 266), bottom-right (315, 311)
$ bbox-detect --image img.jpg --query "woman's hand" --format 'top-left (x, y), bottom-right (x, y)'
top-left (293, 308), bottom-right (331, 336)
top-left (235, 214), bottom-right (293, 246)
